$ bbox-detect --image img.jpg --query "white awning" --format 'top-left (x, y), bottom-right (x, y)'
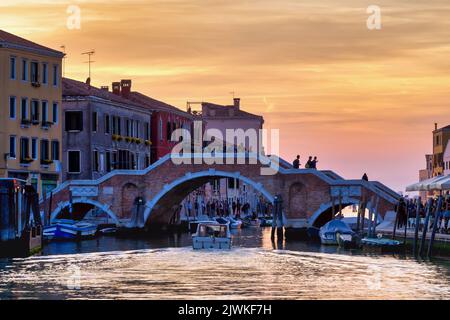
top-left (406, 174), bottom-right (450, 191)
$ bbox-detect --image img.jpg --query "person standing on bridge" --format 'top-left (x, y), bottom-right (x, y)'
top-left (305, 156), bottom-right (313, 168)
top-left (362, 173), bottom-right (369, 181)
top-left (293, 155), bottom-right (301, 169)
top-left (311, 156), bottom-right (318, 169)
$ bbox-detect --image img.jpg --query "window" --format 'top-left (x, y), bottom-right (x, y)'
top-left (31, 100), bottom-right (39, 122)
top-left (144, 122), bottom-right (150, 140)
top-left (21, 98), bottom-right (29, 120)
top-left (42, 101), bottom-right (48, 122)
top-left (68, 151), bottom-right (81, 173)
top-left (51, 140), bottom-right (59, 161)
top-left (104, 114), bottom-right (110, 134)
top-left (105, 151), bottom-right (112, 172)
top-left (20, 137), bottom-right (29, 161)
top-left (65, 111), bottom-right (83, 131)
top-left (92, 112), bottom-right (98, 132)
top-left (166, 121), bottom-right (171, 141)
top-left (135, 121), bottom-right (140, 138)
top-left (93, 150), bottom-right (99, 172)
top-left (159, 117), bottom-right (163, 141)
top-left (31, 138), bottom-right (38, 160)
top-left (30, 61), bottom-right (39, 83)
top-left (9, 136), bottom-right (16, 158)
top-left (126, 119), bottom-right (131, 136)
top-left (52, 64), bottom-right (58, 86)
top-left (40, 140), bottom-right (49, 162)
top-left (145, 154), bottom-right (150, 168)
top-left (22, 59), bottom-right (28, 81)
top-left (9, 96), bottom-right (16, 119)
top-left (52, 102), bottom-right (58, 124)
top-left (10, 57), bottom-right (16, 80)
top-left (42, 63), bottom-right (48, 84)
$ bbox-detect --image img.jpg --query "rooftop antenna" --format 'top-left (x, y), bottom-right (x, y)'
top-left (82, 49), bottom-right (95, 81)
top-left (60, 45), bottom-right (66, 77)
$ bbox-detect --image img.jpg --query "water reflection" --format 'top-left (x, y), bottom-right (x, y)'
top-left (0, 228), bottom-right (449, 300)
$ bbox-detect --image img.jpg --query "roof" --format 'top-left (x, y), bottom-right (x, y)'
top-left (128, 91), bottom-right (195, 119)
top-left (434, 124), bottom-right (450, 132)
top-left (62, 78), bottom-right (147, 111)
top-left (0, 29), bottom-right (64, 58)
top-left (201, 102), bottom-right (264, 122)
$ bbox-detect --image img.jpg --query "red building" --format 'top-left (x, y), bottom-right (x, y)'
top-left (113, 80), bottom-right (196, 162)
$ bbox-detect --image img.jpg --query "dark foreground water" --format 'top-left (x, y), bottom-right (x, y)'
top-left (0, 228), bottom-right (449, 299)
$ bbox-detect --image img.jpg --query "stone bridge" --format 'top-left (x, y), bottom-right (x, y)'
top-left (40, 153), bottom-right (400, 233)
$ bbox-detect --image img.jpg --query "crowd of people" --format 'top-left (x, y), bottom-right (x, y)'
top-left (292, 155), bottom-right (319, 169)
top-left (184, 198), bottom-right (273, 220)
top-left (395, 195), bottom-right (450, 234)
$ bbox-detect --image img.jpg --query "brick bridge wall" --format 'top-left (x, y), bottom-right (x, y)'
top-left (40, 155), bottom-right (400, 229)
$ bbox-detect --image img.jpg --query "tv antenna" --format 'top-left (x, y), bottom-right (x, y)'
top-left (82, 50), bottom-right (95, 80)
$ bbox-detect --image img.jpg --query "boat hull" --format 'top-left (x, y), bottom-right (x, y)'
top-left (192, 236), bottom-right (231, 250)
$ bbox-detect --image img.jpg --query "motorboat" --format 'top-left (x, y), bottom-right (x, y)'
top-left (242, 216), bottom-right (259, 228)
top-left (319, 219), bottom-right (357, 246)
top-left (227, 217), bottom-right (243, 229)
top-left (43, 220), bottom-right (98, 241)
top-left (361, 236), bottom-right (403, 253)
top-left (192, 221), bottom-right (231, 250)
top-left (258, 216), bottom-right (273, 227)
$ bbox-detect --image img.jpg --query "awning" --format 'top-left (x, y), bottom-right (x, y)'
top-left (406, 174), bottom-right (450, 191)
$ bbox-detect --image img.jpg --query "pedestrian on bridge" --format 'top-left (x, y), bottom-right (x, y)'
top-left (293, 155), bottom-right (300, 169)
top-left (311, 156), bottom-right (318, 169)
top-left (305, 156), bottom-right (313, 168)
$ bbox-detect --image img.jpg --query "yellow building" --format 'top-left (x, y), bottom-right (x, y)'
top-left (0, 30), bottom-right (64, 195)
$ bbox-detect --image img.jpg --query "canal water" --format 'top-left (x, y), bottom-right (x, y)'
top-left (0, 228), bottom-right (449, 299)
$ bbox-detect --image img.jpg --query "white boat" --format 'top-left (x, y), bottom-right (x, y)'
top-left (192, 221), bottom-right (231, 250)
top-left (228, 217), bottom-right (243, 229)
top-left (319, 219), bottom-right (356, 245)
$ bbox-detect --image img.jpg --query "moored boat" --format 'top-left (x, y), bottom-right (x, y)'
top-left (319, 219), bottom-right (356, 245)
top-left (361, 236), bottom-right (403, 253)
top-left (192, 221), bottom-right (231, 250)
top-left (43, 221), bottom-right (98, 241)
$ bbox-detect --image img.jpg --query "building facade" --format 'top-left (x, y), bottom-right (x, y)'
top-left (444, 141), bottom-right (450, 176)
top-left (62, 78), bottom-right (152, 181)
top-left (432, 123), bottom-right (450, 176)
top-left (125, 87), bottom-right (196, 162)
top-left (0, 30), bottom-right (64, 195)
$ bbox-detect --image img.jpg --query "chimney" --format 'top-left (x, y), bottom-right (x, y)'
top-left (120, 79), bottom-right (132, 99)
top-left (233, 98), bottom-right (240, 109)
top-left (100, 86), bottom-right (109, 92)
top-left (112, 82), bottom-right (121, 95)
top-left (435, 123), bottom-right (438, 131)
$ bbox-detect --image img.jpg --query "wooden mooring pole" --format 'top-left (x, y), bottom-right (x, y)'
top-left (271, 195), bottom-right (284, 242)
top-left (427, 195), bottom-right (443, 258)
top-left (392, 198), bottom-right (402, 239)
top-left (419, 198), bottom-right (433, 257)
top-left (413, 197), bottom-right (422, 256)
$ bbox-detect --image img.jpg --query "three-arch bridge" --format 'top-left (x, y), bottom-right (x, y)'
top-left (40, 153), bottom-right (400, 235)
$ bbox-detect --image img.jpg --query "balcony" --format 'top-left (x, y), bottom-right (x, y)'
top-left (31, 81), bottom-right (41, 88)
top-left (20, 118), bottom-right (31, 128)
top-left (20, 157), bottom-right (34, 167)
top-left (40, 159), bottom-right (53, 166)
top-left (41, 121), bottom-right (53, 130)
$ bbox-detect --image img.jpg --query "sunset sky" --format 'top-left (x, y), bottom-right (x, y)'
top-left (2, 0), bottom-right (450, 191)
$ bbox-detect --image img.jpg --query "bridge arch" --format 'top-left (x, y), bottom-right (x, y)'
top-left (307, 196), bottom-right (368, 228)
top-left (143, 170), bottom-right (275, 224)
top-left (50, 198), bottom-right (120, 225)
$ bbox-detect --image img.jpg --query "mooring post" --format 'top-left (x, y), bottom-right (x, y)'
top-left (419, 198), bottom-right (433, 257)
top-left (413, 197), bottom-right (422, 256)
top-left (277, 195), bottom-right (284, 240)
top-left (356, 198), bottom-right (362, 234)
top-left (427, 195), bottom-right (443, 258)
top-left (271, 196), bottom-right (278, 241)
top-left (271, 195), bottom-right (284, 241)
top-left (360, 199), bottom-right (366, 236)
top-left (404, 199), bottom-right (410, 244)
top-left (47, 191), bottom-right (53, 226)
top-left (372, 197), bottom-right (380, 237)
top-left (392, 198), bottom-right (402, 240)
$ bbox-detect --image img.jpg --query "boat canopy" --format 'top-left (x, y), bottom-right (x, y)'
top-left (320, 219), bottom-right (354, 234)
top-left (406, 174), bottom-right (450, 191)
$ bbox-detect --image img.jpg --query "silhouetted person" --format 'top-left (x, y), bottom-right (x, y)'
top-left (362, 173), bottom-right (369, 181)
top-left (311, 156), bottom-right (318, 169)
top-left (293, 155), bottom-right (300, 169)
top-left (305, 156), bottom-right (313, 168)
